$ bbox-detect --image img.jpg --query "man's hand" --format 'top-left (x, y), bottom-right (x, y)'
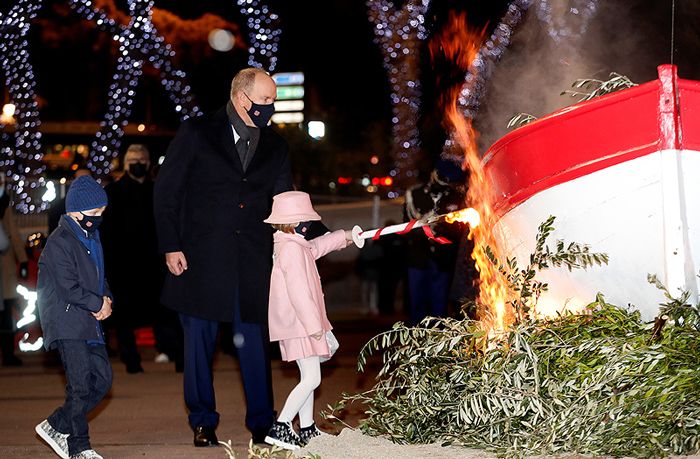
top-left (165, 251), bottom-right (188, 276)
top-left (92, 296), bottom-right (112, 321)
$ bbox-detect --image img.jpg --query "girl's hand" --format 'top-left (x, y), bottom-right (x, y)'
top-left (344, 230), bottom-right (354, 246)
top-left (310, 331), bottom-right (323, 340)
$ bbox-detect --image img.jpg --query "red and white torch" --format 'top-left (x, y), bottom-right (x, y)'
top-left (351, 207), bottom-right (481, 248)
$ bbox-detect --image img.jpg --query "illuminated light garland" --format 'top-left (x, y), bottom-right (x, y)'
top-left (68, 0), bottom-right (202, 179)
top-left (443, 0), bottom-right (533, 158)
top-left (0, 0), bottom-right (48, 214)
top-left (16, 284), bottom-right (37, 329)
top-left (367, 0), bottom-right (431, 186)
top-left (16, 284), bottom-right (43, 352)
top-left (236, 0), bottom-right (281, 72)
top-left (535, 0), bottom-right (598, 43)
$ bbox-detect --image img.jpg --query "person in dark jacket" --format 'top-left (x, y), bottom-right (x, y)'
top-left (35, 175), bottom-right (113, 459)
top-left (101, 144), bottom-right (183, 373)
top-left (404, 159), bottom-right (467, 325)
top-left (154, 67), bottom-right (293, 447)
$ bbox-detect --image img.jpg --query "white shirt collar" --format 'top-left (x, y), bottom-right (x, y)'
top-left (231, 125), bottom-right (241, 144)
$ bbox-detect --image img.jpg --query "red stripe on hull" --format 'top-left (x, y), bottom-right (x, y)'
top-left (484, 65), bottom-right (695, 217)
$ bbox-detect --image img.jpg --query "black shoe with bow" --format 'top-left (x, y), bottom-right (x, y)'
top-left (193, 426), bottom-right (218, 447)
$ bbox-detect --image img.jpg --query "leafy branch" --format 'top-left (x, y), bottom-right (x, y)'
top-left (561, 72), bottom-right (637, 102)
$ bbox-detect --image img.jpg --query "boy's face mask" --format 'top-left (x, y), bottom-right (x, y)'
top-left (295, 221), bottom-right (313, 237)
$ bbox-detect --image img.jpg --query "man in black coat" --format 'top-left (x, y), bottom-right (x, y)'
top-left (154, 68), bottom-right (292, 447)
top-left (101, 144), bottom-right (182, 374)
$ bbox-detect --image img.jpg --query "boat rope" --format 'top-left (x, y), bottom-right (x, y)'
top-left (670, 0), bottom-right (676, 65)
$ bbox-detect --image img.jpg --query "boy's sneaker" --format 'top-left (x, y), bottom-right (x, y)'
top-left (70, 449), bottom-right (103, 459)
top-left (264, 421), bottom-right (302, 450)
top-left (299, 422), bottom-right (324, 446)
top-left (35, 419), bottom-right (69, 459)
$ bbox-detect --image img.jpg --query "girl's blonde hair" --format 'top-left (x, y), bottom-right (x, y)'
top-left (271, 223), bottom-right (297, 234)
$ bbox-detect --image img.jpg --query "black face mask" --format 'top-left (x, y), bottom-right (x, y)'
top-left (129, 162), bottom-right (148, 178)
top-left (78, 213), bottom-right (103, 233)
top-left (244, 92), bottom-right (274, 128)
top-left (295, 221), bottom-right (313, 237)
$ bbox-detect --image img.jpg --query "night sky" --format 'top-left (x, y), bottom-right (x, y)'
top-left (7, 0), bottom-right (700, 181)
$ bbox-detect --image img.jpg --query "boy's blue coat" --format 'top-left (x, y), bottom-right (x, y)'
top-left (38, 215), bottom-right (110, 350)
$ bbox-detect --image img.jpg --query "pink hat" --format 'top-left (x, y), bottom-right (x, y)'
top-left (264, 191), bottom-right (321, 224)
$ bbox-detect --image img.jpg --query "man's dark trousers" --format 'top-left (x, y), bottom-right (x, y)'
top-left (47, 340), bottom-right (112, 456)
top-left (179, 301), bottom-right (274, 436)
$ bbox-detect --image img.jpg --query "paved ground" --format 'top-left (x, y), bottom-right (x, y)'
top-left (0, 315), bottom-right (393, 459)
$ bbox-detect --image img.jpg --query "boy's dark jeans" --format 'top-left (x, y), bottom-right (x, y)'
top-left (48, 340), bottom-right (112, 455)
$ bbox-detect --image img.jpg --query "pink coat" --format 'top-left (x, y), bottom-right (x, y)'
top-left (268, 230), bottom-right (347, 342)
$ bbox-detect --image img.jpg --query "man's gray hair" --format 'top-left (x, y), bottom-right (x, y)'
top-left (230, 67), bottom-right (269, 98)
top-left (125, 144), bottom-right (149, 157)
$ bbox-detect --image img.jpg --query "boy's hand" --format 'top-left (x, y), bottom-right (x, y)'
top-left (92, 296), bottom-right (112, 321)
top-left (310, 330), bottom-right (323, 341)
top-left (166, 251), bottom-right (188, 276)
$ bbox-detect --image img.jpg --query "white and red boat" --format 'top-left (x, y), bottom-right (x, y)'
top-left (483, 65), bottom-right (700, 321)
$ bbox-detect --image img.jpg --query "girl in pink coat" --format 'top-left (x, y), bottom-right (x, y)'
top-left (263, 191), bottom-right (352, 450)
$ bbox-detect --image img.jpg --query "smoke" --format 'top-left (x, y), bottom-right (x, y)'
top-left (474, 0), bottom-right (669, 152)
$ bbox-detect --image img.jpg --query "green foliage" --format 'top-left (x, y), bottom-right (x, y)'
top-left (561, 72), bottom-right (637, 102)
top-left (485, 215), bottom-right (609, 323)
top-left (508, 73), bottom-right (637, 129)
top-left (335, 218), bottom-right (700, 457)
top-left (507, 113), bottom-right (538, 129)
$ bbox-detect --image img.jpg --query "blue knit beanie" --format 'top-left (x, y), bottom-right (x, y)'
top-left (66, 176), bottom-right (108, 212)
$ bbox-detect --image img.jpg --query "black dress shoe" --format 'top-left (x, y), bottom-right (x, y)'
top-left (194, 426), bottom-right (218, 447)
top-left (125, 363), bottom-right (144, 374)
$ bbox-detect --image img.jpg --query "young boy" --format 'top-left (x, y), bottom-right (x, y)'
top-left (35, 175), bottom-right (113, 459)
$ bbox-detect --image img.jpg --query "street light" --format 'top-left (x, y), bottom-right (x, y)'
top-left (308, 121), bottom-right (325, 139)
top-left (1, 103), bottom-right (16, 125)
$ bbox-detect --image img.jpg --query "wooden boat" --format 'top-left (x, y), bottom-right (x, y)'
top-left (483, 65), bottom-right (699, 320)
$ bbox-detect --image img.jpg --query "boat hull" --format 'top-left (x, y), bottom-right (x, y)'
top-left (484, 65), bottom-right (700, 321)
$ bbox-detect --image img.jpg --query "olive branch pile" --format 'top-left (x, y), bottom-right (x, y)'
top-left (329, 217), bottom-right (700, 457)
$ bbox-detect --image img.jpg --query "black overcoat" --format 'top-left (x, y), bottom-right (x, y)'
top-left (153, 106), bottom-right (293, 323)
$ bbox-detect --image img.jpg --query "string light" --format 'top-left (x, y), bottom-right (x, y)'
top-left (443, 0), bottom-right (533, 159)
top-left (0, 0), bottom-right (47, 214)
top-left (535, 0), bottom-right (598, 43)
top-left (237, 0), bottom-right (281, 72)
top-left (367, 0), bottom-right (431, 186)
top-left (68, 0), bottom-right (202, 180)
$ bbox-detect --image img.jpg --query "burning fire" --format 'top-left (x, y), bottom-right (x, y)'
top-left (432, 12), bottom-right (513, 333)
top-left (444, 207), bottom-right (480, 228)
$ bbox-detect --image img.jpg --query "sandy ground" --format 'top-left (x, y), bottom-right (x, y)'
top-left (298, 428), bottom-right (495, 459)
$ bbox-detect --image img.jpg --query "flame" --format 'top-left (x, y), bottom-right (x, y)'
top-left (435, 12), bottom-right (513, 334)
top-left (445, 207), bottom-right (480, 228)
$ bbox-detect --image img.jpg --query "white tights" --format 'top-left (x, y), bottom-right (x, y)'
top-left (277, 356), bottom-right (321, 428)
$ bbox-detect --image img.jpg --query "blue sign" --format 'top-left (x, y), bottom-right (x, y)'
top-left (273, 72), bottom-right (305, 86)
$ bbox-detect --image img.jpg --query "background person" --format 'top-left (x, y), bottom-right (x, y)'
top-left (101, 144), bottom-right (183, 374)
